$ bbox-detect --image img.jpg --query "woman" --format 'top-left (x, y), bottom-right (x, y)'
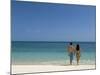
top-left (76, 44), bottom-right (81, 65)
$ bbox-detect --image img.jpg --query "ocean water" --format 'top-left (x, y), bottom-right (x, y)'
top-left (11, 41), bottom-right (96, 65)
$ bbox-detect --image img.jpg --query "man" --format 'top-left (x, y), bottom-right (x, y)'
top-left (68, 42), bottom-right (75, 65)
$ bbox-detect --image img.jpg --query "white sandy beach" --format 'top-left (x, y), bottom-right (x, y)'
top-left (12, 65), bottom-right (95, 74)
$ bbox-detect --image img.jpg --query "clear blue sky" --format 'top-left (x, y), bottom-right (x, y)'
top-left (12, 1), bottom-right (96, 42)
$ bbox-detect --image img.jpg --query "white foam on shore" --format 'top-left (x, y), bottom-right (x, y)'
top-left (12, 59), bottom-right (95, 65)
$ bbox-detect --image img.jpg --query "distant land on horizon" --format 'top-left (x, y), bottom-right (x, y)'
top-left (11, 40), bottom-right (96, 43)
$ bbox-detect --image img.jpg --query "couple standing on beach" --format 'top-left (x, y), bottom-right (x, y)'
top-left (68, 42), bottom-right (81, 65)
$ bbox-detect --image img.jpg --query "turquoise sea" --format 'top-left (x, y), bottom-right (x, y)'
top-left (11, 41), bottom-right (96, 65)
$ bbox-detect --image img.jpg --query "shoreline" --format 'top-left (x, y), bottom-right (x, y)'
top-left (12, 64), bottom-right (95, 74)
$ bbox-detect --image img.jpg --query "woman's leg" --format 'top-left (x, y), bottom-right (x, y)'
top-left (77, 58), bottom-right (79, 65)
top-left (77, 56), bottom-right (80, 65)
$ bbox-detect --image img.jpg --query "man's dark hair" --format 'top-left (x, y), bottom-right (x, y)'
top-left (70, 42), bottom-right (72, 45)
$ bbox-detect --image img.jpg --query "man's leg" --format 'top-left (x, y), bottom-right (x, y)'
top-left (70, 53), bottom-right (73, 65)
top-left (70, 58), bottom-right (72, 65)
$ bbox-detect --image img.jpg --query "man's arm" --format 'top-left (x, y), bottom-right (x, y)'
top-left (73, 46), bottom-right (76, 55)
top-left (67, 46), bottom-right (70, 56)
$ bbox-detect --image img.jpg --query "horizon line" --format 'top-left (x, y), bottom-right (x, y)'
top-left (11, 40), bottom-right (96, 42)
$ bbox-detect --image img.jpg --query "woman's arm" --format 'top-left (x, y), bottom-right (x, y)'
top-left (79, 49), bottom-right (81, 57)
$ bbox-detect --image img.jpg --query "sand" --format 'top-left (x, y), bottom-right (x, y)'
top-left (11, 64), bottom-right (95, 74)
